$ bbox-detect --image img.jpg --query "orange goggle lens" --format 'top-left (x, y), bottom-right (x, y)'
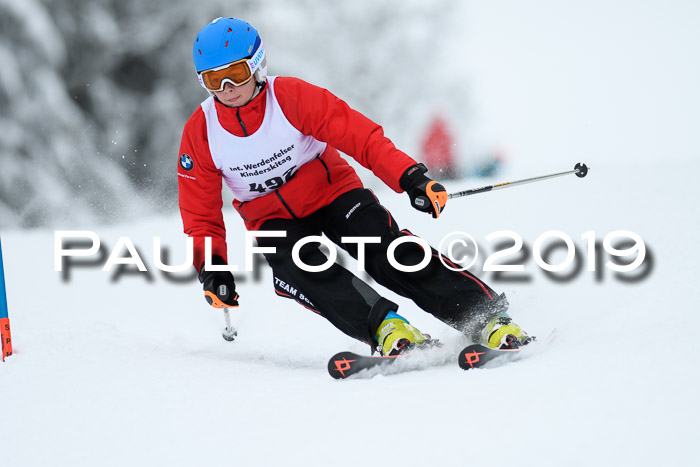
top-left (199, 59), bottom-right (253, 91)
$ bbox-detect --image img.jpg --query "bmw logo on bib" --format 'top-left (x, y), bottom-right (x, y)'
top-left (179, 154), bottom-right (194, 171)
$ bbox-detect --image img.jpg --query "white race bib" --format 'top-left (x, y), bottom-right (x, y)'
top-left (201, 76), bottom-right (327, 201)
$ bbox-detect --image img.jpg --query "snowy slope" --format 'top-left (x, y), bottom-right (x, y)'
top-left (3, 1), bottom-right (700, 465)
top-left (2, 157), bottom-right (699, 467)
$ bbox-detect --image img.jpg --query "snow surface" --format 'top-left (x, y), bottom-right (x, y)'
top-left (3, 1), bottom-right (700, 466)
top-left (2, 157), bottom-right (699, 466)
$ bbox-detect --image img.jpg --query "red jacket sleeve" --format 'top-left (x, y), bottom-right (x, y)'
top-left (177, 107), bottom-right (228, 272)
top-left (272, 77), bottom-right (417, 193)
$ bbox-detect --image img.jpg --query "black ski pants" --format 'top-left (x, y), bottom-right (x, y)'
top-left (257, 188), bottom-right (506, 347)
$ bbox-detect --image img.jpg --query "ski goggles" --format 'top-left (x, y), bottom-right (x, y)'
top-left (198, 58), bottom-right (253, 91)
top-left (197, 43), bottom-right (265, 92)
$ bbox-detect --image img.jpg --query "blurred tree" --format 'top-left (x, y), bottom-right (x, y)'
top-left (0, 0), bottom-right (466, 228)
top-left (0, 0), bottom-right (222, 227)
top-left (256, 0), bottom-right (465, 156)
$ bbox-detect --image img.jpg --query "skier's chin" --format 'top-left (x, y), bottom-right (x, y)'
top-left (223, 96), bottom-right (243, 107)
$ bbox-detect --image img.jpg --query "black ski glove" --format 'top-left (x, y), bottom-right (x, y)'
top-left (198, 255), bottom-right (239, 308)
top-left (399, 163), bottom-right (447, 218)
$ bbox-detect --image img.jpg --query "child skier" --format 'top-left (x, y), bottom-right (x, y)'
top-left (178, 17), bottom-right (531, 355)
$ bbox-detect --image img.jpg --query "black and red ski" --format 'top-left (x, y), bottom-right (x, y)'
top-left (458, 329), bottom-right (558, 370)
top-left (328, 343), bottom-right (448, 379)
top-left (328, 352), bottom-right (399, 379)
top-left (328, 331), bottom-right (556, 378)
top-left (458, 344), bottom-right (524, 370)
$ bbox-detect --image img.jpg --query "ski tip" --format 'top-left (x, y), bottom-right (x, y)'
top-left (327, 351), bottom-right (361, 380)
top-left (457, 344), bottom-right (491, 371)
top-left (545, 328), bottom-right (558, 344)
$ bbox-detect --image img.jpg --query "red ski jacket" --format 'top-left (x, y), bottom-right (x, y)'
top-left (178, 76), bottom-right (417, 271)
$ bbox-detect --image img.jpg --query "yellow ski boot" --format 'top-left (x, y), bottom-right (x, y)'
top-left (375, 312), bottom-right (430, 356)
top-left (481, 313), bottom-right (533, 349)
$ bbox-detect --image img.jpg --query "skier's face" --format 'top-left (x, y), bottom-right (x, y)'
top-left (213, 80), bottom-right (257, 107)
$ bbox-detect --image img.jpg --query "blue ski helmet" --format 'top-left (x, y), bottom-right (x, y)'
top-left (192, 17), bottom-right (267, 82)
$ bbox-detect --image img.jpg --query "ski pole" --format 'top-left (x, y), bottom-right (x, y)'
top-left (214, 283), bottom-right (238, 342)
top-left (447, 162), bottom-right (589, 199)
top-left (222, 307), bottom-right (237, 342)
